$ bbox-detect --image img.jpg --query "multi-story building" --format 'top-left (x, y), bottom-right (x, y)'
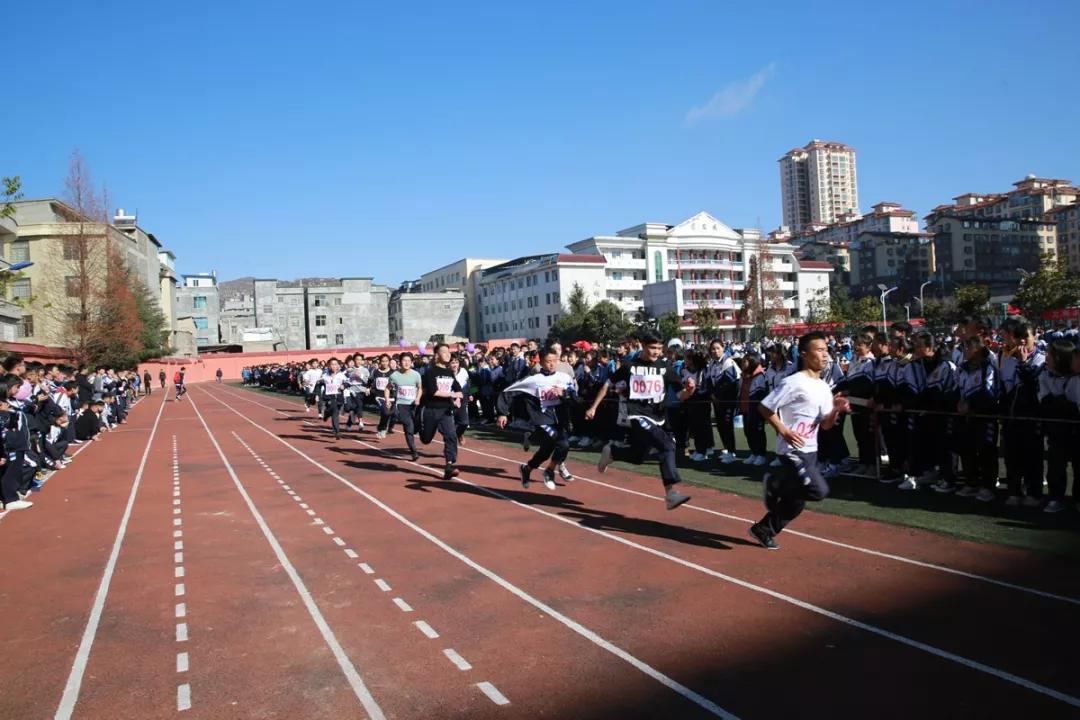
top-left (418, 258), bottom-right (506, 340)
top-left (220, 294), bottom-right (256, 345)
top-left (177, 273), bottom-right (220, 348)
top-left (565, 211), bottom-right (806, 324)
top-left (795, 240), bottom-right (851, 285)
top-left (3, 199), bottom-right (172, 347)
top-left (476, 254), bottom-right (607, 340)
top-left (1047, 201), bottom-right (1080, 272)
top-left (388, 287), bottom-right (467, 344)
top-left (251, 278), bottom-right (390, 350)
top-left (793, 201), bottom-right (919, 246)
top-left (779, 140), bottom-right (859, 232)
top-left (848, 231), bottom-right (936, 299)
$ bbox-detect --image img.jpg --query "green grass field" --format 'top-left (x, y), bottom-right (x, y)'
top-left (233, 384), bottom-right (1080, 560)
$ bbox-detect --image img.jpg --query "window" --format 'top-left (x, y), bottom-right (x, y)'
top-left (18, 315), bottom-right (33, 338)
top-left (314, 295), bottom-right (326, 307)
top-left (654, 250), bottom-right (663, 282)
top-left (334, 297), bottom-right (342, 306)
top-left (63, 238), bottom-right (83, 260)
top-left (315, 334), bottom-right (328, 348)
top-left (545, 293), bottom-right (551, 304)
top-left (65, 276), bottom-right (82, 297)
top-left (193, 317), bottom-right (209, 330)
top-left (196, 338), bottom-right (209, 346)
top-left (315, 315), bottom-right (327, 326)
top-left (10, 241), bottom-right (29, 263)
top-left (277, 296), bottom-right (284, 303)
top-left (193, 296), bottom-right (208, 310)
top-left (10, 278), bottom-right (30, 301)
top-left (337, 317), bottom-right (344, 324)
top-left (289, 316), bottom-right (301, 328)
top-left (262, 305), bottom-right (273, 315)
top-left (334, 334), bottom-right (344, 345)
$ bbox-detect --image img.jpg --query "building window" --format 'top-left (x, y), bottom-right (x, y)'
top-left (337, 317), bottom-right (344, 324)
top-left (62, 238), bottom-right (83, 260)
top-left (277, 295), bottom-right (284, 303)
top-left (334, 297), bottom-right (342, 306)
top-left (193, 317), bottom-right (209, 330)
top-left (289, 316), bottom-right (301, 328)
top-left (315, 315), bottom-right (327, 326)
top-left (315, 334), bottom-right (328, 348)
top-left (10, 278), bottom-right (30, 301)
top-left (193, 296), bottom-right (208, 310)
top-left (262, 305), bottom-right (273, 315)
top-left (654, 250), bottom-right (663, 282)
top-left (65, 276), bottom-right (82, 297)
top-left (313, 295), bottom-right (326, 307)
top-left (334, 334), bottom-right (344, 345)
top-left (10, 241), bottom-right (29, 263)
top-left (18, 315), bottom-right (33, 338)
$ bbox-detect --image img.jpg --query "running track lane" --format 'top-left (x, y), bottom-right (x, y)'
top-left (193, 387), bottom-right (736, 719)
top-left (68, 394), bottom-right (382, 718)
top-left (208, 385), bottom-right (1080, 717)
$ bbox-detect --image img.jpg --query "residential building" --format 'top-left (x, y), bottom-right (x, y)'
top-left (566, 211), bottom-right (803, 324)
top-left (476, 254), bottom-right (607, 340)
top-left (252, 277), bottom-right (390, 350)
top-left (1046, 201), bottom-right (1080, 272)
top-left (848, 231), bottom-right (936, 299)
top-left (157, 250), bottom-right (181, 349)
top-left (779, 140), bottom-right (859, 232)
top-left (220, 294), bottom-right (256, 345)
top-left (388, 288), bottom-right (467, 344)
top-left (792, 201), bottom-right (919, 246)
top-left (418, 258), bottom-right (506, 340)
top-left (177, 273), bottom-right (220, 348)
top-left (2, 199), bottom-right (169, 347)
top-left (795, 240), bottom-right (851, 285)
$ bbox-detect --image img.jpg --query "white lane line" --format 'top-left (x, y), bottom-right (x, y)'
top-left (55, 394), bottom-right (168, 720)
top-left (187, 396), bottom-right (386, 720)
top-left (176, 623), bottom-right (188, 642)
top-left (175, 603), bottom-right (187, 618)
top-left (176, 652), bottom-right (189, 672)
top-left (476, 682), bottom-right (510, 706)
top-left (313, 517), bottom-right (325, 524)
top-left (173, 518), bottom-right (182, 527)
top-left (282, 485), bottom-right (291, 490)
top-left (306, 509), bottom-right (317, 517)
top-left (374, 579), bottom-right (391, 592)
top-left (359, 563), bottom-right (374, 574)
top-left (175, 567), bottom-right (185, 578)
top-left (174, 552), bottom-right (184, 563)
top-left (174, 541), bottom-right (183, 550)
top-left (203, 387), bottom-right (737, 719)
top-left (443, 648), bottom-right (472, 671)
top-left (173, 530), bottom-right (183, 539)
top-left (299, 503), bottom-right (310, 509)
top-left (177, 683), bottom-right (191, 712)
top-left (414, 621), bottom-right (439, 639)
top-left (322, 526), bottom-right (335, 535)
top-left (332, 537), bottom-right (346, 547)
top-left (447, 425), bottom-right (1080, 607)
top-left (344, 549), bottom-right (359, 559)
top-left (175, 583), bottom-right (185, 597)
top-left (392, 598), bottom-right (413, 612)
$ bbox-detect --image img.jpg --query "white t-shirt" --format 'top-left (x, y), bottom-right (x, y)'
top-left (302, 369), bottom-right (323, 392)
top-left (760, 371), bottom-right (834, 455)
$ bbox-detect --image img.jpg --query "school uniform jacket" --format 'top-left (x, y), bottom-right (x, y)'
top-left (495, 371), bottom-right (577, 429)
top-left (998, 351), bottom-right (1044, 418)
top-left (958, 358), bottom-right (999, 414)
top-left (705, 356), bottom-right (741, 402)
top-left (902, 356), bottom-right (959, 412)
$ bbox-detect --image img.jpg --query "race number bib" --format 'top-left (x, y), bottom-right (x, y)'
top-left (629, 372), bottom-right (664, 401)
top-left (375, 377), bottom-right (389, 391)
top-left (436, 377), bottom-right (454, 394)
top-left (397, 385), bottom-right (418, 402)
top-left (538, 384), bottom-right (563, 408)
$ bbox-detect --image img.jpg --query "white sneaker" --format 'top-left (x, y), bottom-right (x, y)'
top-left (4, 500), bottom-right (33, 510)
top-left (769, 458), bottom-right (782, 467)
top-left (897, 476), bottom-right (916, 491)
top-left (752, 455), bottom-right (767, 466)
top-left (689, 452), bottom-right (708, 462)
top-left (975, 488), bottom-right (996, 502)
top-left (376, 430), bottom-right (386, 440)
top-left (720, 452), bottom-right (737, 465)
top-left (1043, 499), bottom-right (1065, 514)
top-left (1021, 496), bottom-right (1042, 508)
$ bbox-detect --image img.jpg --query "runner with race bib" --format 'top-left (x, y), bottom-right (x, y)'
top-left (420, 343), bottom-right (464, 479)
top-left (386, 353), bottom-right (423, 460)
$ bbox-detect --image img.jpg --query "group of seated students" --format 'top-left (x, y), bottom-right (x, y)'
top-left (0, 354), bottom-right (141, 513)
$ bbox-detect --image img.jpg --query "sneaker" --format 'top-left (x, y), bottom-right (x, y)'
top-left (1004, 495), bottom-right (1021, 508)
top-left (597, 443), bottom-right (614, 474)
top-left (1021, 496), bottom-right (1042, 508)
top-left (557, 464), bottom-right (573, 482)
top-left (519, 463), bottom-right (532, 488)
top-left (822, 463), bottom-right (838, 478)
top-left (443, 464), bottom-right (459, 480)
top-left (748, 524), bottom-right (779, 550)
top-left (738, 454), bottom-right (753, 464)
top-left (410, 451), bottom-right (419, 462)
top-left (377, 430), bottom-right (387, 440)
top-left (769, 457), bottom-right (782, 467)
top-left (567, 436), bottom-right (581, 446)
top-left (720, 452), bottom-right (738, 465)
top-left (932, 480), bottom-right (956, 494)
top-left (689, 452), bottom-right (708, 462)
top-left (975, 488), bottom-right (996, 502)
top-left (542, 469), bottom-right (557, 490)
top-left (2, 500), bottom-right (32, 511)
top-left (955, 486), bottom-right (978, 498)
top-left (521, 434), bottom-right (531, 452)
top-left (752, 455), bottom-right (767, 466)
top-left (897, 476), bottom-right (916, 491)
top-left (664, 486), bottom-right (691, 510)
top-left (1043, 499), bottom-right (1065, 514)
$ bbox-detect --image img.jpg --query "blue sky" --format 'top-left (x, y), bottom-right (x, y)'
top-left (8, 1), bottom-right (1079, 286)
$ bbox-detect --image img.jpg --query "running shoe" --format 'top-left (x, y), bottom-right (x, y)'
top-left (769, 457), bottom-right (782, 467)
top-left (443, 464), bottom-right (459, 480)
top-left (1004, 495), bottom-right (1021, 508)
top-left (1043, 499), bottom-right (1065, 514)
top-left (521, 433), bottom-right (531, 452)
top-left (1021, 496), bottom-right (1042, 508)
top-left (2, 500), bottom-right (32, 511)
top-left (542, 469), bottom-right (557, 490)
top-left (896, 476), bottom-right (916, 491)
top-left (975, 488), bottom-right (996, 502)
top-left (377, 430), bottom-right (387, 440)
top-left (597, 443), bottom-right (613, 474)
top-left (748, 524), bottom-right (779, 550)
top-left (932, 480), bottom-right (956, 494)
top-left (557, 463), bottom-right (573, 482)
top-left (410, 451), bottom-right (419, 462)
top-left (519, 463), bottom-right (532, 488)
top-left (955, 486), bottom-right (978, 498)
top-left (664, 486), bottom-right (691, 510)
top-left (689, 452), bottom-right (708, 462)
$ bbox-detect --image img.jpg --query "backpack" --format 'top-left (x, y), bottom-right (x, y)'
top-left (173, 371), bottom-right (182, 384)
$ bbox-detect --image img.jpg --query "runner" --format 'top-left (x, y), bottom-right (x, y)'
top-left (748, 332), bottom-right (852, 550)
top-left (419, 343), bottom-right (464, 480)
top-left (370, 354), bottom-right (395, 439)
top-left (301, 360), bottom-right (322, 413)
top-left (496, 346), bottom-right (577, 491)
top-left (585, 329), bottom-right (694, 511)
top-left (343, 357), bottom-right (370, 431)
top-left (386, 352), bottom-right (422, 460)
top-left (173, 367), bottom-right (187, 402)
top-left (321, 358), bottom-right (348, 440)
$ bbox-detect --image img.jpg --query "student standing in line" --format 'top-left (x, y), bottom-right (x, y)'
top-left (706, 339), bottom-right (741, 464)
top-left (449, 355), bottom-right (471, 446)
top-left (419, 343), bottom-right (464, 480)
top-left (386, 352), bottom-right (423, 461)
top-left (998, 320), bottom-right (1045, 507)
top-left (748, 332), bottom-right (851, 550)
top-left (585, 329), bottom-right (694, 511)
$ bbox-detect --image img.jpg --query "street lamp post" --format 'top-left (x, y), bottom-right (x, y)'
top-left (919, 280), bottom-right (933, 310)
top-left (878, 284), bottom-right (897, 328)
top-left (904, 303), bottom-right (911, 321)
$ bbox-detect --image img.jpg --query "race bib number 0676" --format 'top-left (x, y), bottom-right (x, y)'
top-left (629, 374), bottom-right (664, 401)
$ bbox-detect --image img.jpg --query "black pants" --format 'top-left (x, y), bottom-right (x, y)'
top-left (1003, 419), bottom-right (1044, 497)
top-left (528, 425), bottom-right (570, 469)
top-left (323, 394), bottom-right (343, 437)
top-left (743, 404), bottom-right (767, 456)
top-left (419, 406), bottom-right (457, 463)
top-left (756, 452), bottom-right (829, 536)
top-left (819, 414), bottom-right (849, 465)
top-left (1044, 424), bottom-right (1072, 500)
top-left (377, 400), bottom-right (396, 433)
top-left (881, 409), bottom-right (909, 474)
top-left (395, 404), bottom-right (417, 454)
top-left (850, 407), bottom-right (874, 466)
top-left (610, 419), bottom-right (681, 488)
top-left (1, 452), bottom-right (23, 504)
top-left (713, 401), bottom-right (736, 454)
top-left (959, 418), bottom-right (998, 489)
top-left (686, 401), bottom-right (713, 453)
top-left (454, 402), bottom-right (470, 442)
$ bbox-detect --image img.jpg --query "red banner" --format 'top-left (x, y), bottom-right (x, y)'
top-left (1042, 307), bottom-right (1079, 321)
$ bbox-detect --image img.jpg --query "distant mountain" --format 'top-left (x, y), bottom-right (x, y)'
top-left (217, 276), bottom-right (255, 302)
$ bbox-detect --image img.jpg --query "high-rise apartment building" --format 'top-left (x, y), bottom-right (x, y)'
top-left (779, 140), bottom-right (859, 231)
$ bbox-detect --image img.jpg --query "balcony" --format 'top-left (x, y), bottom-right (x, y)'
top-left (606, 256), bottom-right (646, 270)
top-left (680, 278), bottom-right (745, 289)
top-left (684, 299), bottom-right (743, 310)
top-left (672, 258), bottom-right (739, 270)
top-left (606, 277), bottom-right (644, 291)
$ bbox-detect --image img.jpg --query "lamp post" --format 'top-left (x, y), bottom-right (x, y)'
top-left (904, 303), bottom-right (911, 321)
top-left (878, 284), bottom-right (897, 328)
top-left (919, 279), bottom-right (933, 310)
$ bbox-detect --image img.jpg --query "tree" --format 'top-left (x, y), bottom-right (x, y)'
top-left (691, 303), bottom-right (718, 343)
top-left (737, 238), bottom-right (785, 336)
top-left (132, 277), bottom-right (171, 360)
top-left (1011, 253), bottom-right (1080, 321)
top-left (584, 300), bottom-right (632, 347)
top-left (848, 296), bottom-right (881, 326)
top-left (657, 312), bottom-right (682, 343)
top-left (1, 176), bottom-right (24, 297)
top-left (954, 284), bottom-right (990, 318)
top-left (921, 299), bottom-right (948, 330)
top-left (805, 287), bottom-right (831, 323)
top-left (85, 243), bottom-right (144, 368)
top-left (547, 282), bottom-right (590, 344)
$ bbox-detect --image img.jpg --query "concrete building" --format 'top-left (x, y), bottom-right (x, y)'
top-left (177, 273), bottom-right (220, 348)
top-left (418, 258), bottom-right (506, 340)
top-left (1047, 201), bottom-right (1080, 272)
top-left (924, 214), bottom-right (1054, 296)
top-left (848, 230), bottom-right (936, 299)
top-left (476, 254), bottom-right (607, 340)
top-left (792, 201), bottom-right (919, 246)
top-left (3, 199), bottom-right (170, 347)
top-left (220, 294), bottom-right (256, 345)
top-left (779, 140), bottom-right (859, 232)
top-left (157, 250), bottom-right (181, 350)
top-left (565, 211), bottom-right (804, 323)
top-left (251, 278), bottom-right (390, 350)
top-left (795, 240), bottom-right (851, 285)
top-left (388, 288), bottom-right (467, 344)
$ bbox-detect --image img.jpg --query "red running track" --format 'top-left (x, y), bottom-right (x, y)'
top-left (0, 382), bottom-right (1076, 719)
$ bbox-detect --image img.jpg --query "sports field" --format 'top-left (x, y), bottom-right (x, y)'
top-left (3, 383), bottom-right (1078, 719)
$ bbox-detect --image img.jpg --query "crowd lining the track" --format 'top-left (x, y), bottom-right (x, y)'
top-left (0, 356), bottom-right (159, 514)
top-left (240, 315), bottom-right (1080, 535)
